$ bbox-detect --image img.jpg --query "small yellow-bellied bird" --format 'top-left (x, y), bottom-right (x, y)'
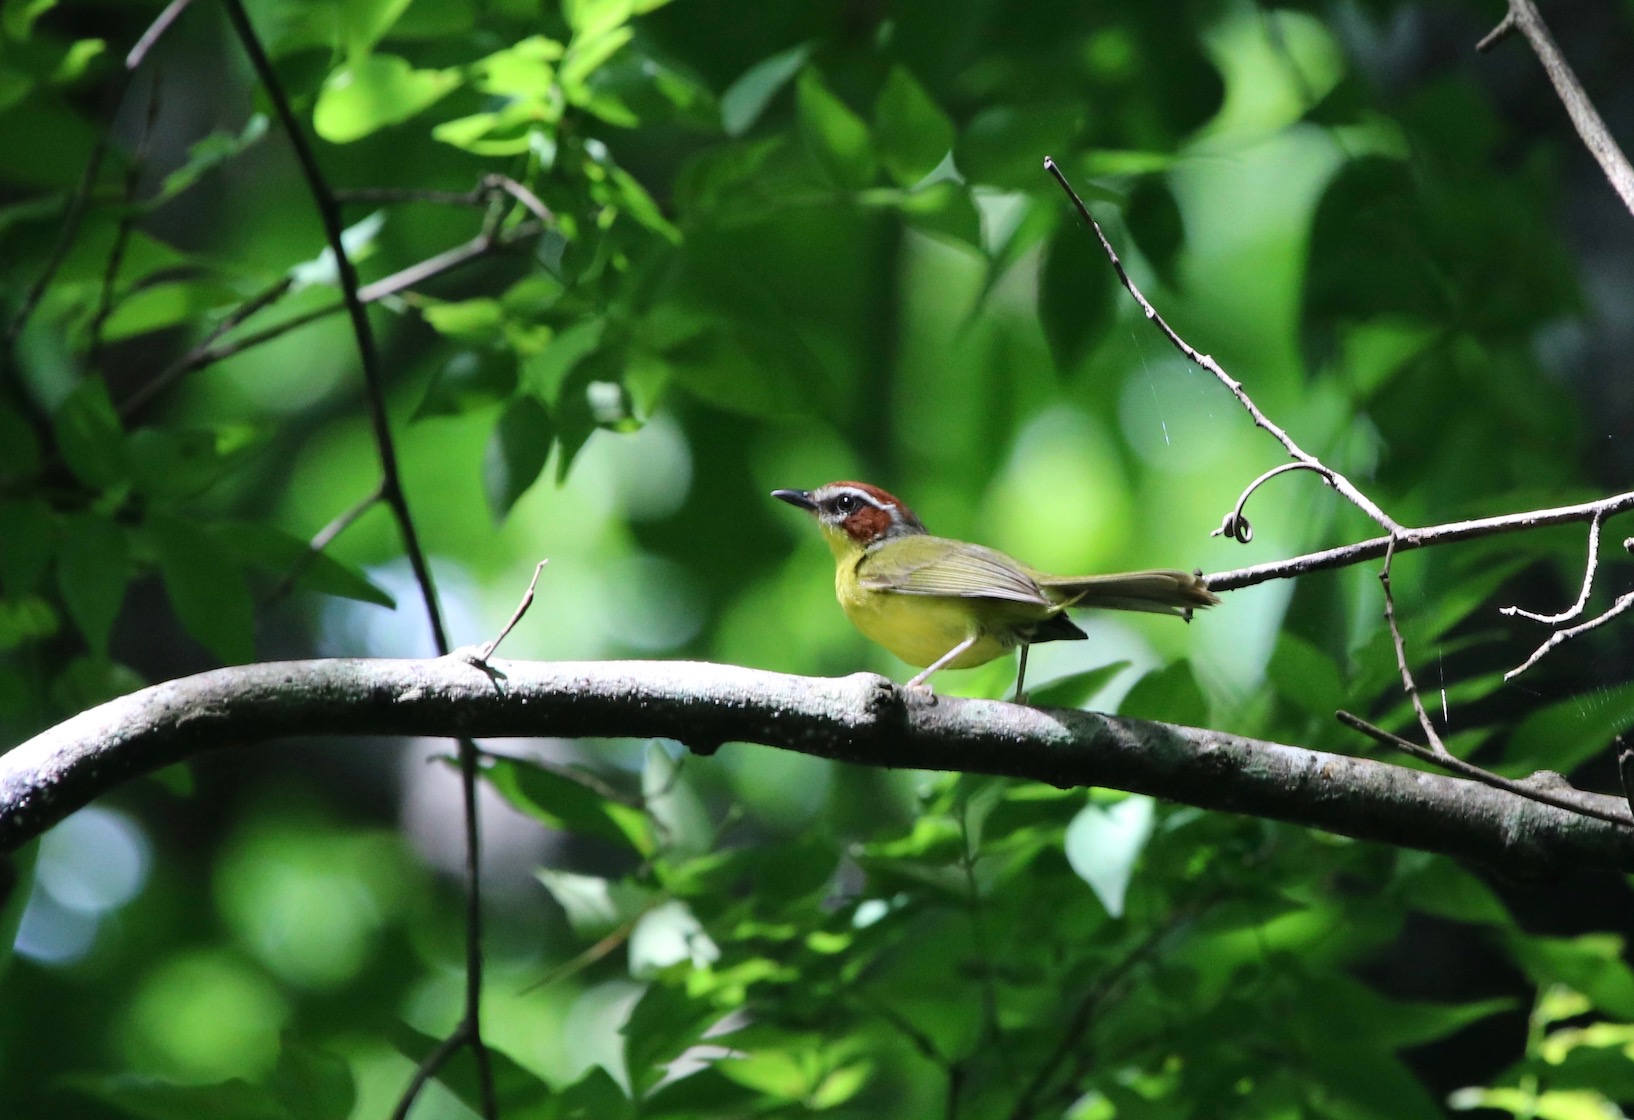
top-left (774, 481), bottom-right (1219, 699)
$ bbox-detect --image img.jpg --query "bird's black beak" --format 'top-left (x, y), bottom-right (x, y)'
top-left (772, 488), bottom-right (817, 511)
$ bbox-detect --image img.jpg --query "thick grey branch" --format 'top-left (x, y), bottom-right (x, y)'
top-left (3, 658), bottom-right (1631, 875)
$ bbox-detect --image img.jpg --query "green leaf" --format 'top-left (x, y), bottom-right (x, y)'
top-left (0, 401), bottom-right (42, 478)
top-left (482, 395), bottom-right (555, 520)
top-left (1509, 934), bottom-right (1634, 1020)
top-left (266, 1040), bottom-right (355, 1120)
top-left (1268, 633), bottom-right (1345, 718)
top-left (102, 280), bottom-right (243, 343)
top-left (1504, 678), bottom-right (1634, 775)
top-left (415, 348), bottom-right (519, 419)
top-left (56, 513), bottom-right (129, 655)
top-left (214, 521), bottom-right (395, 609)
top-left (720, 42), bottom-right (813, 137)
top-left (312, 55), bottom-right (461, 144)
top-left (53, 377), bottom-right (126, 489)
top-left (0, 841), bottom-right (37, 983)
top-left (0, 497), bottom-right (53, 594)
top-left (622, 982), bottom-right (719, 1096)
top-left (1038, 221), bottom-right (1116, 371)
top-left (1064, 794), bottom-right (1154, 918)
top-left (1118, 660), bottom-right (1208, 727)
top-left (469, 34), bottom-right (562, 97)
top-left (155, 116), bottom-right (269, 204)
top-left (49, 655), bottom-right (145, 712)
top-left (795, 69), bottom-right (875, 191)
top-left (486, 756), bottom-right (653, 853)
top-left (126, 426), bottom-right (265, 501)
top-left (1395, 855), bottom-right (1511, 927)
top-left (68, 1075), bottom-right (293, 1120)
top-left (890, 179), bottom-right (981, 247)
top-left (535, 869), bottom-right (653, 939)
top-left (0, 595), bottom-right (57, 651)
top-left (3, 0), bottom-right (57, 41)
top-left (1125, 176), bottom-right (1184, 287)
top-left (956, 103), bottom-right (1084, 190)
top-left (873, 66), bottom-right (953, 187)
top-left (147, 512), bottom-right (255, 664)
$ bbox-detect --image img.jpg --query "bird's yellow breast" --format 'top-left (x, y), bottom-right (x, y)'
top-left (835, 552), bottom-right (1013, 669)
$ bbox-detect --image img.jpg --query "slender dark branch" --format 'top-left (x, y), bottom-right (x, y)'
top-left (1043, 156), bottom-right (1403, 536)
top-left (1379, 536), bottom-right (1446, 754)
top-left (389, 1023), bottom-right (471, 1120)
top-left (260, 481), bottom-right (387, 609)
top-left (4, 83), bottom-right (122, 432)
top-left (1212, 462), bottom-right (1335, 545)
top-left (1502, 508), bottom-right (1604, 625)
top-left (219, 4), bottom-right (490, 1115)
top-left (1337, 710), bottom-right (1631, 828)
top-left (220, 0), bottom-right (447, 652)
top-left (1006, 905), bottom-right (1194, 1120)
top-left (88, 78), bottom-right (163, 369)
top-left (1619, 744), bottom-right (1634, 821)
top-left (1478, 0), bottom-right (1634, 218)
top-left (1203, 489), bottom-right (1634, 592)
top-left (127, 0), bottom-right (198, 70)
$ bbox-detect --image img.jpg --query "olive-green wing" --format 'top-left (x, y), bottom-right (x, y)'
top-left (856, 536), bottom-right (1051, 605)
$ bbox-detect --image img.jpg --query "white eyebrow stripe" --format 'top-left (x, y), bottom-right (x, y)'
top-left (822, 486), bottom-right (889, 511)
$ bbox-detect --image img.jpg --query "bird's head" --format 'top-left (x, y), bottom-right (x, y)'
top-left (773, 481), bottom-right (927, 556)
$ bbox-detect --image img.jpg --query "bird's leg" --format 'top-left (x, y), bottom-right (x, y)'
top-left (1014, 643), bottom-right (1032, 704)
top-left (904, 635), bottom-right (979, 690)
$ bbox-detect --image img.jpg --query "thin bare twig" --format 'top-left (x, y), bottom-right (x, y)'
top-left (1379, 536), bottom-right (1447, 755)
top-left (388, 1025), bottom-right (472, 1120)
top-left (1203, 489), bottom-right (1634, 592)
top-left (1478, 0), bottom-right (1634, 219)
top-left (4, 88), bottom-right (120, 433)
top-left (1043, 156), bottom-right (1403, 537)
top-left (127, 0), bottom-right (198, 71)
top-left (1336, 711), bottom-right (1632, 828)
top-left (220, 4), bottom-right (492, 1116)
top-left (478, 560), bottom-right (549, 662)
top-left (1502, 508), bottom-right (1605, 625)
top-left (118, 275), bottom-right (295, 418)
top-left (1506, 590), bottom-right (1634, 681)
top-left (1212, 462), bottom-right (1336, 544)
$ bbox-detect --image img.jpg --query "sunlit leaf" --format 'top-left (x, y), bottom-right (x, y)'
top-left (796, 69), bottom-right (874, 191)
top-left (1064, 795), bottom-right (1154, 918)
top-left (873, 66), bottom-right (953, 187)
top-left (721, 42), bottom-right (813, 137)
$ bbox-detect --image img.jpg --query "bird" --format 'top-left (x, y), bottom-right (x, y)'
top-left (773, 481), bottom-right (1219, 700)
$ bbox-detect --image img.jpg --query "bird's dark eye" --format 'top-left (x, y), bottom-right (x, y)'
top-left (832, 493), bottom-right (858, 514)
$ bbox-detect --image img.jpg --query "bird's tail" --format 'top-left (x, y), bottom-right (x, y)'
top-left (1036, 569), bottom-right (1219, 620)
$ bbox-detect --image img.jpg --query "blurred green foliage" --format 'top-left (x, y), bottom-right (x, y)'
top-left (4, 0), bottom-right (1634, 1117)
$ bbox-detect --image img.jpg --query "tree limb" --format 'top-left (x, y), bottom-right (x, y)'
top-left (3, 658), bottom-right (1631, 876)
